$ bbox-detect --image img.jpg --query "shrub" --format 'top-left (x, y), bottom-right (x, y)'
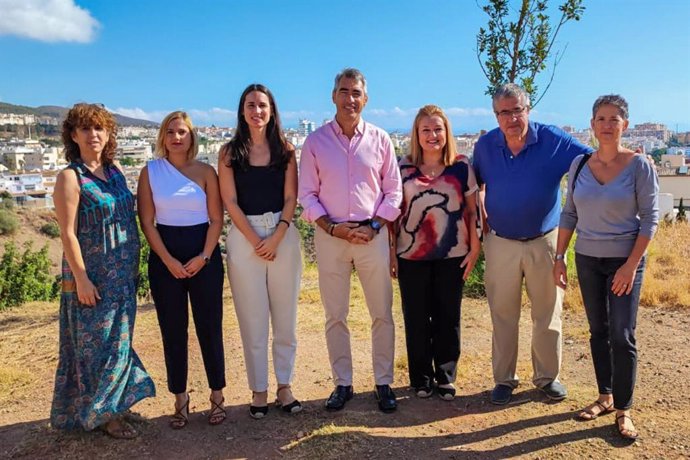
top-left (40, 221), bottom-right (61, 238)
top-left (0, 241), bottom-right (59, 310)
top-left (136, 218), bottom-right (151, 300)
top-left (0, 209), bottom-right (19, 235)
top-left (294, 206), bottom-right (316, 263)
top-left (463, 250), bottom-right (486, 298)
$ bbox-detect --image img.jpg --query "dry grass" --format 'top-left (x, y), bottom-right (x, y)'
top-left (562, 222), bottom-right (690, 311)
top-left (642, 222), bottom-right (690, 308)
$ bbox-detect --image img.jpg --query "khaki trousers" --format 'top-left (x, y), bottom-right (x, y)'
top-left (314, 226), bottom-right (395, 386)
top-left (484, 229), bottom-right (563, 388)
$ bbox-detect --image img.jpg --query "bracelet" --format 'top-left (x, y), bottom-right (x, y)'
top-left (328, 223), bottom-right (336, 236)
top-left (278, 219), bottom-right (290, 228)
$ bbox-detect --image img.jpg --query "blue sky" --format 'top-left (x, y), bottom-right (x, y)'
top-left (1, 0), bottom-right (689, 132)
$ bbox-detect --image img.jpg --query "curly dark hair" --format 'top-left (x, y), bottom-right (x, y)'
top-left (223, 84), bottom-right (292, 171)
top-left (61, 103), bottom-right (118, 165)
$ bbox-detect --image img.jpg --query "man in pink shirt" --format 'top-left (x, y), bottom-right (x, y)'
top-left (298, 68), bottom-right (402, 413)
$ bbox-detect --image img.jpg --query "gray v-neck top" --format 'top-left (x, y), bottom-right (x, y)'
top-left (559, 154), bottom-right (659, 257)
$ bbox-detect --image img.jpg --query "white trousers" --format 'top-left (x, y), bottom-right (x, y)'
top-left (226, 216), bottom-right (302, 392)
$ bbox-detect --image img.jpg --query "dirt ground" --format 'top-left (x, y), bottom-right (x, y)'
top-left (1, 260), bottom-right (689, 460)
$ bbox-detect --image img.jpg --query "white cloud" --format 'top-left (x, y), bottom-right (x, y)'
top-left (368, 106), bottom-right (492, 118)
top-left (281, 110), bottom-right (314, 120)
top-left (0, 0), bottom-right (99, 43)
top-left (110, 107), bottom-right (238, 125)
top-left (110, 107), bottom-right (167, 122)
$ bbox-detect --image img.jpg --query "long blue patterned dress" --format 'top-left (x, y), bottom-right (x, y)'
top-left (51, 161), bottom-right (155, 431)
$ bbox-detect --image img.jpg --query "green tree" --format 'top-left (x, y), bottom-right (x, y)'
top-left (476, 0), bottom-right (585, 106)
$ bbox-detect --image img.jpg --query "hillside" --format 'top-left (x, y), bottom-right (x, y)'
top-left (0, 101), bottom-right (158, 128)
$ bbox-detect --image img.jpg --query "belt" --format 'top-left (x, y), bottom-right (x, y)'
top-left (245, 211), bottom-right (282, 229)
top-left (346, 219), bottom-right (372, 226)
top-left (489, 227), bottom-right (555, 242)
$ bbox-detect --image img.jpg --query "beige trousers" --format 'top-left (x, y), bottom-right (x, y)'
top-left (483, 229), bottom-right (563, 388)
top-left (226, 219), bottom-right (302, 392)
top-left (314, 226), bottom-right (395, 386)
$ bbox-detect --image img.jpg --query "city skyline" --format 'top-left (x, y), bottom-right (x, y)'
top-left (1, 0), bottom-right (689, 132)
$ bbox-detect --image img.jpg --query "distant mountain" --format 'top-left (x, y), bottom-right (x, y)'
top-left (0, 102), bottom-right (158, 128)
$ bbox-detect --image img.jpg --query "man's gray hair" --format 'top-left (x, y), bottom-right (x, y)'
top-left (592, 94), bottom-right (629, 119)
top-left (333, 68), bottom-right (367, 94)
top-left (492, 83), bottom-right (530, 111)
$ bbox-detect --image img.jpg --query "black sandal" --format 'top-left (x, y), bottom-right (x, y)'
top-left (578, 400), bottom-right (614, 420)
top-left (170, 394), bottom-right (190, 429)
top-left (250, 391), bottom-right (269, 419)
top-left (208, 396), bottom-right (226, 425)
top-left (437, 384), bottom-right (456, 401)
top-left (276, 385), bottom-right (303, 414)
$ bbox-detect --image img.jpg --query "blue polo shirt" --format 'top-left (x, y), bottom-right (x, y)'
top-left (473, 121), bottom-right (592, 239)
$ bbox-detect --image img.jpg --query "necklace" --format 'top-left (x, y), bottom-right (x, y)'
top-left (421, 163), bottom-right (444, 177)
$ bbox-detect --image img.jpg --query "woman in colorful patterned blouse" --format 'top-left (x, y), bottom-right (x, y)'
top-left (391, 105), bottom-right (481, 400)
top-left (51, 103), bottom-right (155, 439)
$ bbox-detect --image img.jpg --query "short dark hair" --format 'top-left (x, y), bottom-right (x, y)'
top-left (592, 94), bottom-right (629, 119)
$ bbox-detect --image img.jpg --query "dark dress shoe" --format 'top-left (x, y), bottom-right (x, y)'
top-left (375, 384), bottom-right (397, 413)
top-left (325, 385), bottom-right (353, 411)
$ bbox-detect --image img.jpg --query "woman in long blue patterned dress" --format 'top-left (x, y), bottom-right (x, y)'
top-left (51, 103), bottom-right (155, 439)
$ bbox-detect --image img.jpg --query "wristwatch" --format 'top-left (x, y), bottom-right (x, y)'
top-left (554, 254), bottom-right (565, 262)
top-left (370, 220), bottom-right (383, 233)
top-left (202, 253), bottom-right (210, 265)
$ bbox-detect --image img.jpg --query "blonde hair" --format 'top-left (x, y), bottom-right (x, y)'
top-left (409, 105), bottom-right (457, 166)
top-left (155, 111), bottom-right (199, 160)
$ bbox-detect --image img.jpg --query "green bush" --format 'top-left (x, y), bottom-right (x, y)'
top-left (463, 250), bottom-right (486, 298)
top-left (136, 218), bottom-right (151, 300)
top-left (294, 205), bottom-right (316, 264)
top-left (0, 209), bottom-right (19, 235)
top-left (40, 221), bottom-right (61, 238)
top-left (0, 241), bottom-right (59, 310)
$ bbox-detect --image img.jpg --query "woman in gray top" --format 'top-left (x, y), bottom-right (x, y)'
top-left (553, 95), bottom-right (658, 441)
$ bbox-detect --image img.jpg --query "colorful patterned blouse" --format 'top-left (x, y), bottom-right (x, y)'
top-left (396, 155), bottom-right (478, 260)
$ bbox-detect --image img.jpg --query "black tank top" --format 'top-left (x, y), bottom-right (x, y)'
top-left (233, 165), bottom-right (285, 215)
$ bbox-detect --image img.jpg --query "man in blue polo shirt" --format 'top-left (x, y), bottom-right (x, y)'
top-left (473, 83), bottom-right (592, 405)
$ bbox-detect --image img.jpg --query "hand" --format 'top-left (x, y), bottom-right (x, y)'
top-left (389, 248), bottom-right (398, 279)
top-left (165, 257), bottom-right (192, 279)
top-left (255, 233), bottom-right (280, 261)
top-left (460, 248), bottom-right (480, 280)
top-left (331, 222), bottom-right (359, 242)
top-left (612, 261), bottom-right (637, 296)
top-left (183, 255), bottom-right (207, 277)
top-left (75, 276), bottom-right (101, 307)
top-left (349, 225), bottom-right (375, 244)
top-left (553, 259), bottom-right (568, 289)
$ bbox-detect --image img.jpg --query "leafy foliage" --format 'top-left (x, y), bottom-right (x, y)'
top-left (476, 0), bottom-right (585, 106)
top-left (0, 209), bottom-right (19, 235)
top-left (294, 205), bottom-right (316, 264)
top-left (0, 241), bottom-right (59, 310)
top-left (136, 218), bottom-right (151, 300)
top-left (40, 221), bottom-right (61, 238)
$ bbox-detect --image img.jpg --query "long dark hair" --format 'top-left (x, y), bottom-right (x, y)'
top-left (224, 84), bottom-right (292, 170)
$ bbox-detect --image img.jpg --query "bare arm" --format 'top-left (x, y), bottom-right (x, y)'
top-left (136, 166), bottom-right (191, 279)
top-left (217, 146), bottom-right (264, 249)
top-left (54, 168), bottom-right (100, 306)
top-left (477, 185), bottom-right (489, 234)
top-left (460, 192), bottom-right (481, 280)
top-left (183, 163), bottom-right (224, 275)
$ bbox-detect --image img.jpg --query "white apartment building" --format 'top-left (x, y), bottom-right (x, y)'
top-left (116, 141), bottom-right (153, 165)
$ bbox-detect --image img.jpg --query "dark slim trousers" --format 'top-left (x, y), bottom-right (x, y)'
top-left (149, 223), bottom-right (226, 394)
top-left (575, 253), bottom-right (646, 410)
top-left (397, 256), bottom-right (465, 388)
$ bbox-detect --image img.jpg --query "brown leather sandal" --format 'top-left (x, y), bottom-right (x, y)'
top-left (616, 414), bottom-right (639, 440)
top-left (578, 400), bottom-right (614, 420)
top-left (100, 418), bottom-right (138, 439)
top-left (208, 396), bottom-right (226, 425)
top-left (170, 394), bottom-right (190, 429)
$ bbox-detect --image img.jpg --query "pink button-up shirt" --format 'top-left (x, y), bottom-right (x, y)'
top-left (298, 118), bottom-right (402, 223)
